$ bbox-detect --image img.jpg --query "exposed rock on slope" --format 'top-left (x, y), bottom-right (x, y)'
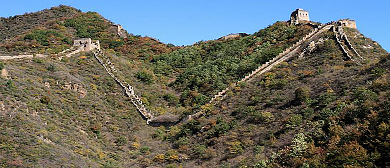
top-left (0, 6), bottom-right (389, 168)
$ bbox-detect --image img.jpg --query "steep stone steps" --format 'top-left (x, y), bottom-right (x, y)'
top-left (187, 24), bottom-right (335, 122)
top-left (93, 49), bottom-right (182, 125)
top-left (334, 26), bottom-right (363, 61)
top-left (93, 49), bottom-right (156, 123)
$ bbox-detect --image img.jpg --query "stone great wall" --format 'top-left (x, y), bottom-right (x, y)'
top-left (208, 24), bottom-right (333, 104)
top-left (0, 45), bottom-right (84, 60)
top-left (188, 22), bottom-right (362, 121)
top-left (333, 26), bottom-right (363, 61)
top-left (0, 38), bottom-right (100, 61)
top-left (0, 19), bottom-right (363, 125)
top-left (93, 49), bottom-right (156, 124)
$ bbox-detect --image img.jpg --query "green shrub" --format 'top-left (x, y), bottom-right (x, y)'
top-left (352, 87), bottom-right (377, 102)
top-left (318, 92), bottom-right (336, 107)
top-left (153, 126), bottom-right (166, 140)
top-left (135, 70), bottom-right (154, 84)
top-left (178, 120), bottom-right (201, 137)
top-left (33, 58), bottom-right (44, 64)
top-left (64, 12), bottom-right (108, 38)
top-left (6, 79), bottom-right (13, 89)
top-left (207, 118), bottom-right (237, 138)
top-left (254, 145), bottom-right (265, 154)
top-left (90, 121), bottom-right (102, 134)
top-left (226, 141), bottom-right (244, 155)
top-left (0, 62), bottom-right (4, 70)
top-left (174, 136), bottom-right (189, 148)
top-left (46, 64), bottom-right (56, 72)
top-left (286, 114), bottom-right (303, 128)
top-left (24, 29), bottom-right (66, 46)
top-left (371, 67), bottom-right (386, 77)
top-left (193, 145), bottom-right (214, 160)
top-left (289, 133), bottom-right (307, 157)
top-left (116, 136), bottom-right (127, 146)
top-left (250, 111), bottom-right (274, 123)
top-left (179, 90), bottom-right (208, 107)
top-left (140, 147), bottom-right (150, 154)
top-left (163, 94), bottom-right (179, 106)
top-left (109, 39), bottom-right (124, 48)
top-left (295, 86), bottom-right (311, 104)
top-left (40, 96), bottom-right (51, 105)
top-left (319, 108), bottom-right (338, 119)
top-left (270, 79), bottom-right (288, 90)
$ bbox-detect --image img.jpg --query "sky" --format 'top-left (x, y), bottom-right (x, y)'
top-left (1, 0), bottom-right (389, 51)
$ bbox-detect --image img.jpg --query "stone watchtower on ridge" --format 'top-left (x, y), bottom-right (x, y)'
top-left (73, 38), bottom-right (100, 51)
top-left (338, 19), bottom-right (357, 29)
top-left (290, 8), bottom-right (310, 25)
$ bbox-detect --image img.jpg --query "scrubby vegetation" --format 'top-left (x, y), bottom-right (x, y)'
top-left (152, 22), bottom-right (313, 107)
top-left (161, 29), bottom-right (388, 167)
top-left (1, 5), bottom-right (389, 168)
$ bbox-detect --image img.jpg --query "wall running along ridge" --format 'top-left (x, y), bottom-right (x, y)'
top-left (0, 38), bottom-right (99, 60)
top-left (187, 24), bottom-right (335, 121)
top-left (0, 23), bottom-right (364, 125)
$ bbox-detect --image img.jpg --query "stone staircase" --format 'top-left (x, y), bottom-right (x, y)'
top-left (93, 49), bottom-right (155, 124)
top-left (187, 24), bottom-right (335, 121)
top-left (334, 26), bottom-right (363, 61)
top-left (208, 24), bottom-right (334, 104)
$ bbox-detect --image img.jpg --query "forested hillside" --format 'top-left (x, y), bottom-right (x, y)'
top-left (0, 5), bottom-right (389, 168)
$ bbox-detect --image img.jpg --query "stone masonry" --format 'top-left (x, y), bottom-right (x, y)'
top-left (338, 19), bottom-right (357, 29)
top-left (73, 38), bottom-right (100, 51)
top-left (290, 8), bottom-right (310, 25)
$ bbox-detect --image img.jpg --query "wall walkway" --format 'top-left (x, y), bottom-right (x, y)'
top-left (188, 24), bottom-right (335, 121)
top-left (93, 49), bottom-right (155, 124)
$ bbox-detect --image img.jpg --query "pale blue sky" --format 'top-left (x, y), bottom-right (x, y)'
top-left (1, 0), bottom-right (389, 51)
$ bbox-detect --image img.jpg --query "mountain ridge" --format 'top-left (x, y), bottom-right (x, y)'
top-left (0, 5), bottom-right (389, 168)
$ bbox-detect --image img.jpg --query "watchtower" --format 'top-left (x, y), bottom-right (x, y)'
top-left (73, 38), bottom-right (100, 51)
top-left (338, 19), bottom-right (357, 29)
top-left (290, 8), bottom-right (310, 25)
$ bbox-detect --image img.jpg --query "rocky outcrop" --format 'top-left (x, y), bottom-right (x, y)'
top-left (220, 33), bottom-right (248, 40)
top-left (1, 68), bottom-right (8, 79)
top-left (0, 101), bottom-right (5, 111)
top-left (62, 81), bottom-right (87, 98)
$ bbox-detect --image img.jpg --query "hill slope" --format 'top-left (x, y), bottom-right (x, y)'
top-left (164, 27), bottom-right (389, 167)
top-left (0, 6), bottom-right (389, 168)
